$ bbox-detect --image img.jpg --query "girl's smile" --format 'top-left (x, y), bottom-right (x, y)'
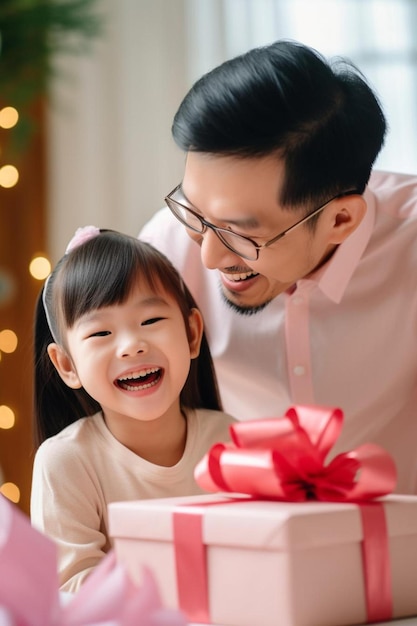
top-left (115, 366), bottom-right (163, 393)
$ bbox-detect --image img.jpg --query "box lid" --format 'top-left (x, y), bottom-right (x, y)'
top-left (108, 493), bottom-right (417, 550)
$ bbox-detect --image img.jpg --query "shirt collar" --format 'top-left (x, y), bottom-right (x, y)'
top-left (298, 187), bottom-right (376, 303)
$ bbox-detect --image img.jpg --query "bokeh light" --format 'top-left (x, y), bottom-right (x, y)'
top-left (0, 107), bottom-right (19, 129)
top-left (0, 165), bottom-right (19, 188)
top-left (0, 482), bottom-right (20, 503)
top-left (0, 329), bottom-right (18, 353)
top-left (0, 405), bottom-right (15, 429)
top-left (29, 256), bottom-right (51, 280)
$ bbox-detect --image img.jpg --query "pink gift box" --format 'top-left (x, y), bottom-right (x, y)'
top-left (108, 493), bottom-right (417, 626)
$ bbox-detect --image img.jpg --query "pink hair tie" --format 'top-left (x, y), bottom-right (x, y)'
top-left (65, 225), bottom-right (101, 254)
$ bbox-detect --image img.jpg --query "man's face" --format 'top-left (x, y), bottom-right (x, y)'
top-left (181, 153), bottom-right (342, 313)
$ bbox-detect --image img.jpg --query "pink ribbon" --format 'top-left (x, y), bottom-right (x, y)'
top-left (173, 406), bottom-right (397, 623)
top-left (173, 508), bottom-right (209, 624)
top-left (195, 405), bottom-right (397, 501)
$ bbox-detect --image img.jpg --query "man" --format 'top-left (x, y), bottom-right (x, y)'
top-left (140, 40), bottom-right (417, 493)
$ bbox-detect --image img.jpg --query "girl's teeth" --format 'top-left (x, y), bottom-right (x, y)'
top-left (117, 367), bottom-right (162, 391)
top-left (118, 367), bottom-right (160, 381)
top-left (123, 380), bottom-right (159, 391)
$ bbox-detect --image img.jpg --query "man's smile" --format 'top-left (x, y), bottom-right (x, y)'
top-left (221, 269), bottom-right (259, 282)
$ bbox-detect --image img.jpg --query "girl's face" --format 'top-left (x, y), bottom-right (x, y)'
top-left (48, 281), bottom-right (203, 430)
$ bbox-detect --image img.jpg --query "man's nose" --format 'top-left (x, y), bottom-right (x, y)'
top-left (199, 228), bottom-right (242, 270)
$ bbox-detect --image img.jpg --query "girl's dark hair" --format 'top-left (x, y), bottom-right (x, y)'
top-left (34, 231), bottom-right (222, 446)
top-left (172, 39), bottom-right (387, 212)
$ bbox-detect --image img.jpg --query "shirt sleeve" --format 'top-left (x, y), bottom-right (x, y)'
top-left (30, 439), bottom-right (110, 593)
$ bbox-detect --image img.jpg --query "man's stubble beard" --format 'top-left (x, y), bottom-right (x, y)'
top-left (218, 283), bottom-right (272, 316)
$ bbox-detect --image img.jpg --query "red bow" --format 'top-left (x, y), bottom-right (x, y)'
top-left (195, 405), bottom-right (397, 501)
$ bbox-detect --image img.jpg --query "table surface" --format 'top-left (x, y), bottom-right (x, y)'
top-left (358, 619), bottom-right (417, 626)
top-left (188, 615), bottom-right (417, 626)
top-left (61, 593), bottom-right (417, 624)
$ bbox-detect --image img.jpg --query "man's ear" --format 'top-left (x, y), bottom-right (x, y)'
top-left (327, 195), bottom-right (367, 245)
top-left (188, 308), bottom-right (204, 359)
top-left (47, 343), bottom-right (82, 389)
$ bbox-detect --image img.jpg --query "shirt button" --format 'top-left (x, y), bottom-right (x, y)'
top-left (293, 365), bottom-right (306, 376)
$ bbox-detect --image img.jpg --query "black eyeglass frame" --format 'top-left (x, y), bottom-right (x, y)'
top-left (165, 185), bottom-right (360, 262)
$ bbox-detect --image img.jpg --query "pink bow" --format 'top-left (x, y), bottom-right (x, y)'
top-left (60, 553), bottom-right (187, 626)
top-left (65, 225), bottom-right (100, 254)
top-left (0, 494), bottom-right (187, 626)
top-left (195, 405), bottom-right (397, 501)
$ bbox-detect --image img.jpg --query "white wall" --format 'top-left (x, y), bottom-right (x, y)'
top-left (46, 0), bottom-right (189, 261)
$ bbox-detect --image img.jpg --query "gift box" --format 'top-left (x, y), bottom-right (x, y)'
top-left (108, 492), bottom-right (417, 626)
top-left (108, 406), bottom-right (417, 626)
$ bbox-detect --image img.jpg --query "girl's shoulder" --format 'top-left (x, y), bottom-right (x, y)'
top-left (34, 413), bottom-right (103, 466)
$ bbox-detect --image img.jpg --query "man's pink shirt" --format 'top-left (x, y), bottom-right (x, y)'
top-left (140, 171), bottom-right (417, 493)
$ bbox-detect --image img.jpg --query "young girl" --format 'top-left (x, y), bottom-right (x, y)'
top-left (31, 226), bottom-right (236, 593)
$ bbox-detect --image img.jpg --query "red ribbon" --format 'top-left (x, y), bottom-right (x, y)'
top-left (359, 503), bottom-right (393, 622)
top-left (173, 498), bottom-right (246, 623)
top-left (173, 406), bottom-right (397, 623)
top-left (194, 405), bottom-right (397, 502)
top-left (173, 509), bottom-right (209, 623)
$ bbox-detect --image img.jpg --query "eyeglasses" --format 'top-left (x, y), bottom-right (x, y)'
top-left (165, 185), bottom-right (360, 262)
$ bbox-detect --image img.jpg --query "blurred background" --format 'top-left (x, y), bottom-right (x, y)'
top-left (1, 0), bottom-right (416, 514)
